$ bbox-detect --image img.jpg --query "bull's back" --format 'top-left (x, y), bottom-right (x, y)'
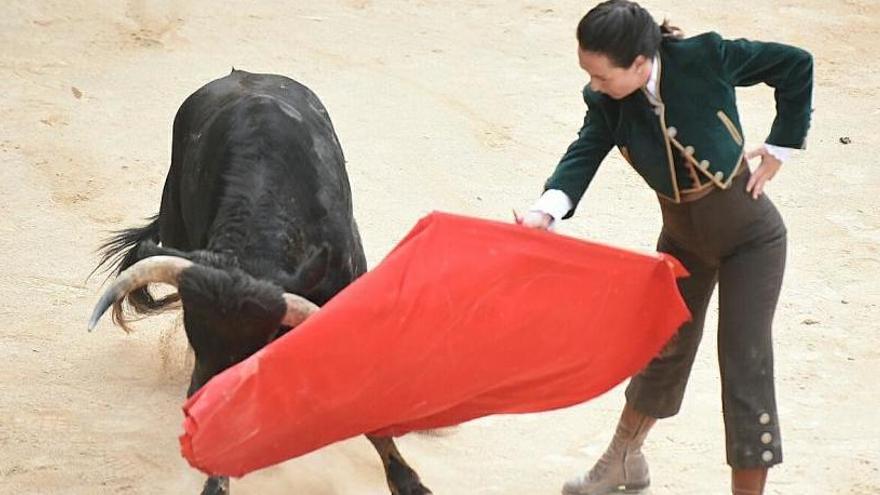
top-left (173, 70), bottom-right (347, 187)
top-left (160, 71), bottom-right (366, 301)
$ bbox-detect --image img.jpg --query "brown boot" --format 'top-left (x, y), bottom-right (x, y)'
top-left (562, 404), bottom-right (656, 495)
top-left (731, 468), bottom-right (767, 495)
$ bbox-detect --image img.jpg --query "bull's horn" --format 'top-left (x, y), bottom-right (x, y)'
top-left (281, 293), bottom-right (320, 328)
top-left (87, 256), bottom-right (193, 332)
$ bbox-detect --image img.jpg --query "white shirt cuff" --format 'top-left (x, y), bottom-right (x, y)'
top-left (764, 143), bottom-right (793, 163)
top-left (531, 189), bottom-right (574, 222)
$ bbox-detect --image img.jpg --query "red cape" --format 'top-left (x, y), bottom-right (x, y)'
top-left (180, 212), bottom-right (690, 477)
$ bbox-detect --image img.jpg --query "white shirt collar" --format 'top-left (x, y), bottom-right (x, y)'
top-left (645, 55), bottom-right (659, 99)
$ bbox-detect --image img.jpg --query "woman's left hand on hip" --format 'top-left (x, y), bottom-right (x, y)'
top-left (745, 146), bottom-right (783, 200)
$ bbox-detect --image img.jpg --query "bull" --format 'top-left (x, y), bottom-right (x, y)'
top-left (89, 70), bottom-right (432, 495)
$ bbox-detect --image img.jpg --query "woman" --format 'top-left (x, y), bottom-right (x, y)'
top-left (519, 1), bottom-right (813, 494)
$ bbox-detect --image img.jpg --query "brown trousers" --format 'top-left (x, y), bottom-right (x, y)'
top-left (625, 168), bottom-right (787, 469)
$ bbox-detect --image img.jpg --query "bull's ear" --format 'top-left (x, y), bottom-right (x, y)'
top-left (286, 243), bottom-right (331, 293)
top-left (236, 295), bottom-right (287, 346)
top-left (239, 297), bottom-right (284, 321)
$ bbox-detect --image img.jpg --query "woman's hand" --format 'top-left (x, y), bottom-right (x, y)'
top-left (513, 209), bottom-right (553, 230)
top-left (745, 146), bottom-right (783, 200)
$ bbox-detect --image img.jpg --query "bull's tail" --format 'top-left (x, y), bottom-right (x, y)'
top-left (91, 215), bottom-right (180, 331)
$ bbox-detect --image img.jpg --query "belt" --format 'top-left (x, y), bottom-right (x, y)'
top-left (672, 160), bottom-right (748, 204)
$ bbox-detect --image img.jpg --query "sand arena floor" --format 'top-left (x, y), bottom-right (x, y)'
top-left (1, 1), bottom-right (878, 493)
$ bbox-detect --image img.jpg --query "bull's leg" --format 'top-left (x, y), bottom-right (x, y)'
top-left (367, 435), bottom-right (432, 495)
top-left (189, 373), bottom-right (230, 495)
top-left (200, 476), bottom-right (229, 495)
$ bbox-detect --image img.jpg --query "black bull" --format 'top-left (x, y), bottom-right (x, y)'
top-left (89, 70), bottom-right (432, 495)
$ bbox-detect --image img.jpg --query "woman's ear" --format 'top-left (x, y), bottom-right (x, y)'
top-left (632, 54), bottom-right (649, 71)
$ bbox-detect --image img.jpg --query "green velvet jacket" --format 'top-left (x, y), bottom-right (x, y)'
top-left (545, 32), bottom-right (813, 214)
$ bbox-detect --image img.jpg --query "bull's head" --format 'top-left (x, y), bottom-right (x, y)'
top-left (88, 256), bottom-right (318, 395)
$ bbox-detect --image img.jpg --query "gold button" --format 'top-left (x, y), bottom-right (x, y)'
top-left (714, 171), bottom-right (724, 181)
top-left (762, 450), bottom-right (774, 462)
top-left (684, 146), bottom-right (695, 156)
top-left (699, 160), bottom-right (710, 170)
top-left (759, 413), bottom-right (771, 425)
top-left (761, 432), bottom-right (773, 444)
top-left (666, 126), bottom-right (677, 138)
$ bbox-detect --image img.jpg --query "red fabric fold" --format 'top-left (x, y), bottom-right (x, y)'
top-left (180, 211), bottom-right (690, 477)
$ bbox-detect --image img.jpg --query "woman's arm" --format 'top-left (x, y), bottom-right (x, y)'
top-left (541, 89), bottom-right (615, 220)
top-left (712, 34), bottom-right (814, 198)
top-left (716, 35), bottom-right (814, 149)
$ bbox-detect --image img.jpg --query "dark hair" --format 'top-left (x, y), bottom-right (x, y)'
top-left (576, 0), bottom-right (683, 68)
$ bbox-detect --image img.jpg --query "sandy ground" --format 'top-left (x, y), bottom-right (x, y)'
top-left (1, 1), bottom-right (879, 494)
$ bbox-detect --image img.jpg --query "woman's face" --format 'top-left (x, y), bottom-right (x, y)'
top-left (578, 48), bottom-right (650, 100)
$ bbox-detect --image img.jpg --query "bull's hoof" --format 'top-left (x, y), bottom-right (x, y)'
top-left (201, 476), bottom-right (230, 495)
